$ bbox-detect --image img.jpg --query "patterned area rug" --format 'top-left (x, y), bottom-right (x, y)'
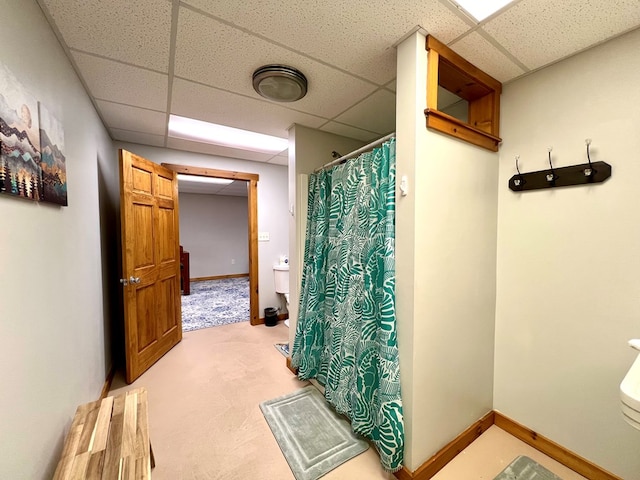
top-left (181, 277), bottom-right (249, 332)
top-left (275, 343), bottom-right (290, 357)
top-left (494, 456), bottom-right (563, 480)
top-left (260, 386), bottom-right (368, 480)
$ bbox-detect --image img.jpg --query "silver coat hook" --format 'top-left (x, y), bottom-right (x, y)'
top-left (514, 155), bottom-right (524, 187)
top-left (584, 139), bottom-right (593, 176)
top-left (546, 147), bottom-right (556, 182)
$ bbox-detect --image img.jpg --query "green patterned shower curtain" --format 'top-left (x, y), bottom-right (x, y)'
top-left (292, 138), bottom-right (404, 472)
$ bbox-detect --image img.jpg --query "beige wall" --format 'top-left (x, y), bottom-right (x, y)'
top-left (287, 125), bottom-right (365, 345)
top-left (495, 27), bottom-right (640, 480)
top-left (178, 193), bottom-right (249, 278)
top-left (0, 0), bottom-right (115, 478)
top-left (396, 31), bottom-right (499, 470)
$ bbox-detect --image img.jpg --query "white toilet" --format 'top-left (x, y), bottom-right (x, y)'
top-left (273, 263), bottom-right (290, 327)
top-left (621, 339), bottom-right (640, 431)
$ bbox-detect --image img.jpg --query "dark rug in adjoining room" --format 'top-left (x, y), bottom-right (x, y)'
top-left (181, 277), bottom-right (249, 332)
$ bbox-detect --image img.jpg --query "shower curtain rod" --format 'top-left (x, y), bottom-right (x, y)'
top-left (315, 132), bottom-right (395, 172)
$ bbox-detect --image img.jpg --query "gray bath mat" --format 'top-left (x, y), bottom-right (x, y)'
top-left (494, 455), bottom-right (563, 480)
top-left (260, 386), bottom-right (368, 480)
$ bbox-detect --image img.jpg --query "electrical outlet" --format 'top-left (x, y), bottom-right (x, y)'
top-left (258, 232), bottom-right (270, 241)
top-left (231, 259), bottom-right (235, 264)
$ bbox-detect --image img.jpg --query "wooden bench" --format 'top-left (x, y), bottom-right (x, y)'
top-left (53, 387), bottom-right (155, 479)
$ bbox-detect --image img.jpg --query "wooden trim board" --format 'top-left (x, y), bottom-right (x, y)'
top-left (493, 412), bottom-right (622, 480)
top-left (160, 163), bottom-right (258, 182)
top-left (162, 163), bottom-right (260, 326)
top-left (247, 178), bottom-right (259, 325)
top-left (395, 411), bottom-right (495, 480)
top-left (190, 273), bottom-right (249, 282)
top-left (395, 411), bottom-right (621, 480)
top-left (99, 366), bottom-right (115, 400)
top-left (286, 357), bottom-right (298, 375)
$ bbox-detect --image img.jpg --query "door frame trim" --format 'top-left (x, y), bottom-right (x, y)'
top-left (161, 163), bottom-right (260, 325)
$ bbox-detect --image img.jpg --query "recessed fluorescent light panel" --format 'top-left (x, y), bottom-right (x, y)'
top-left (451, 0), bottom-right (515, 21)
top-left (177, 174), bottom-right (233, 185)
top-left (168, 115), bottom-right (288, 154)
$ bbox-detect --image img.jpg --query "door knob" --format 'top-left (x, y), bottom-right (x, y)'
top-left (119, 278), bottom-right (128, 286)
top-left (129, 276), bottom-right (141, 284)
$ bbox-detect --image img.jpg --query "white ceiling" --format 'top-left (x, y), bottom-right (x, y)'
top-left (38, 0), bottom-right (640, 167)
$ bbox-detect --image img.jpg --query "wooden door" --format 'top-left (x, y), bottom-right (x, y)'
top-left (120, 149), bottom-right (182, 383)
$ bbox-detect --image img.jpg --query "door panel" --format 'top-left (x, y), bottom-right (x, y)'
top-left (133, 204), bottom-right (154, 268)
top-left (132, 165), bottom-right (152, 193)
top-left (120, 149), bottom-right (181, 383)
top-left (157, 174), bottom-right (173, 198)
top-left (158, 208), bottom-right (175, 263)
top-left (135, 285), bottom-right (157, 352)
top-left (158, 276), bottom-right (178, 334)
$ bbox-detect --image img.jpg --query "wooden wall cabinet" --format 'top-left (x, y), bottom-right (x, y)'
top-left (425, 35), bottom-right (502, 152)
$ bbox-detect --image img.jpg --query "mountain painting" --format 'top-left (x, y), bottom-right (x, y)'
top-left (39, 103), bottom-right (67, 206)
top-left (0, 64), bottom-right (42, 201)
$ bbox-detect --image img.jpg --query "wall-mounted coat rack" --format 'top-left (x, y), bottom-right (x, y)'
top-left (509, 140), bottom-right (611, 192)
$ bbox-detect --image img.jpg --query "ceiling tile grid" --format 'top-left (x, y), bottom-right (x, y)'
top-left (482, 0), bottom-right (640, 71)
top-left (178, 179), bottom-right (249, 196)
top-left (72, 52), bottom-right (168, 111)
top-left (267, 153), bottom-right (289, 166)
top-left (174, 7), bottom-right (378, 119)
top-left (333, 90), bottom-right (397, 135)
top-left (96, 100), bottom-right (167, 136)
top-left (41, 0), bottom-right (172, 72)
top-left (181, 0), bottom-right (471, 85)
top-left (166, 138), bottom-right (280, 163)
top-left (111, 128), bottom-right (166, 147)
top-left (179, 182), bottom-right (240, 196)
top-left (319, 122), bottom-right (381, 142)
top-left (37, 0), bottom-right (640, 163)
top-left (171, 78), bottom-right (325, 138)
top-left (449, 31), bottom-right (526, 83)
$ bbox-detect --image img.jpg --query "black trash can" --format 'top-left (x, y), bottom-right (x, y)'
top-left (264, 307), bottom-right (278, 327)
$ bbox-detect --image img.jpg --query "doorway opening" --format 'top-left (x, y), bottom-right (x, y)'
top-left (162, 163), bottom-right (260, 326)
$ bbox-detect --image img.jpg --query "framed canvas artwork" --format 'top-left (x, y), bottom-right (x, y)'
top-left (39, 103), bottom-right (67, 206)
top-left (0, 64), bottom-right (42, 201)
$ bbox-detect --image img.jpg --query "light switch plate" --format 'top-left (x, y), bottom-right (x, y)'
top-left (258, 232), bottom-right (270, 241)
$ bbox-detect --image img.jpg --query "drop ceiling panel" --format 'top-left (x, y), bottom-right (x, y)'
top-left (72, 52), bottom-right (168, 111)
top-left (96, 100), bottom-right (166, 135)
top-left (450, 32), bottom-right (526, 83)
top-left (38, 0), bottom-right (640, 163)
top-left (319, 123), bottom-right (379, 142)
top-left (333, 90), bottom-right (396, 135)
top-left (171, 79), bottom-right (325, 137)
top-left (166, 138), bottom-right (277, 162)
top-left (110, 128), bottom-right (165, 147)
top-left (181, 0), bottom-right (470, 85)
top-left (267, 153), bottom-right (288, 166)
top-left (219, 182), bottom-right (250, 196)
top-left (178, 179), bottom-right (249, 196)
top-left (483, 0), bottom-right (640, 71)
top-left (178, 181), bottom-right (226, 195)
top-left (174, 7), bottom-right (378, 118)
top-left (41, 0), bottom-right (172, 72)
